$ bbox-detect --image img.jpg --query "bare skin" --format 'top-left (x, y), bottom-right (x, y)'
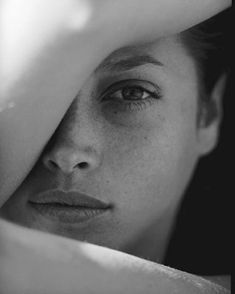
top-left (0, 0), bottom-right (231, 205)
top-left (0, 220), bottom-right (230, 294)
top-left (0, 1), bottom-right (231, 293)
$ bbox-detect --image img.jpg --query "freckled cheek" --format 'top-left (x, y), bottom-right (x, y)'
top-left (103, 125), bottom-right (163, 182)
top-left (103, 118), bottom-right (195, 202)
top-left (102, 136), bottom-right (176, 220)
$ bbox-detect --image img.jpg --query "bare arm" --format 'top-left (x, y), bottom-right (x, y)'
top-left (0, 219), bottom-right (230, 294)
top-left (0, 0), bottom-right (231, 205)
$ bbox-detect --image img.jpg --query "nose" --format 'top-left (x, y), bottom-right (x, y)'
top-left (42, 144), bottom-right (100, 174)
top-left (42, 96), bottom-right (102, 175)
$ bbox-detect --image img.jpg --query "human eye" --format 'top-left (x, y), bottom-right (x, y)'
top-left (100, 79), bottom-right (162, 112)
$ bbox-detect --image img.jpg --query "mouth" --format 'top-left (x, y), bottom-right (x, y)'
top-left (28, 190), bottom-right (112, 224)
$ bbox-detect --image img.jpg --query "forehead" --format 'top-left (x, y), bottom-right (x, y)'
top-left (95, 36), bottom-right (197, 79)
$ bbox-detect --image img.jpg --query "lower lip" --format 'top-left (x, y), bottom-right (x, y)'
top-left (29, 202), bottom-right (110, 224)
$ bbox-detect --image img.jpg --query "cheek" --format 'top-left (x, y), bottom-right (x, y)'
top-left (102, 91), bottom-right (199, 212)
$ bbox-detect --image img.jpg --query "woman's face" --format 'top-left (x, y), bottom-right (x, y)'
top-left (1, 36), bottom-right (213, 259)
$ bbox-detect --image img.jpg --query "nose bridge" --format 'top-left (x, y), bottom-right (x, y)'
top-left (42, 98), bottom-right (102, 174)
top-left (60, 103), bottom-right (96, 146)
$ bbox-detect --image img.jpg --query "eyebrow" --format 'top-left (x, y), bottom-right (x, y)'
top-left (95, 54), bottom-right (164, 73)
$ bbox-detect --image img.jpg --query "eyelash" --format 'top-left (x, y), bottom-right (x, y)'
top-left (100, 79), bottom-right (162, 112)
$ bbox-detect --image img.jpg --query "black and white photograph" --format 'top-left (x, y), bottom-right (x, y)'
top-left (0, 1), bottom-right (232, 293)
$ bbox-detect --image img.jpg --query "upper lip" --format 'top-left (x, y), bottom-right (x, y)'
top-left (29, 190), bottom-right (111, 209)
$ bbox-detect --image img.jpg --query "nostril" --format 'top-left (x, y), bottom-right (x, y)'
top-left (48, 160), bottom-right (59, 170)
top-left (77, 162), bottom-right (89, 169)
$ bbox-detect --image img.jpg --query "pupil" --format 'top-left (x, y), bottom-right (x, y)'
top-left (122, 87), bottom-right (144, 100)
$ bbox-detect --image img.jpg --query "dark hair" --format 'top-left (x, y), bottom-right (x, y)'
top-left (165, 8), bottom-right (232, 275)
top-left (181, 8), bottom-right (231, 125)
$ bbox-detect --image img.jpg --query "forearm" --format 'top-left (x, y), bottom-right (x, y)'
top-left (0, 219), bottom-right (230, 294)
top-left (0, 0), bottom-right (114, 205)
